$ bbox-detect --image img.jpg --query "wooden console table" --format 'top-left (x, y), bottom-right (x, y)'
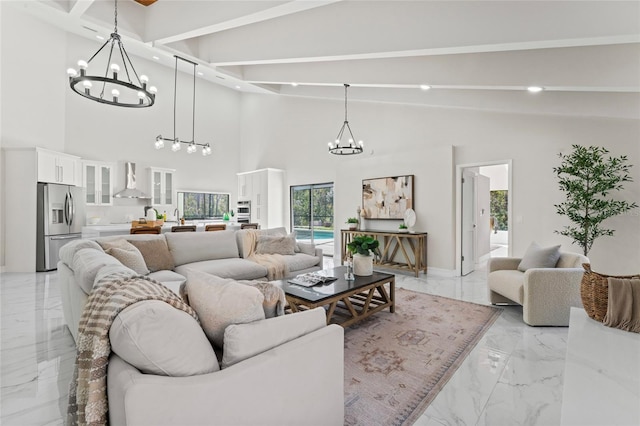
top-left (341, 229), bottom-right (427, 277)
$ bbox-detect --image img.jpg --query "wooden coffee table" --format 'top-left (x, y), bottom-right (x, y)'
top-left (276, 266), bottom-right (395, 327)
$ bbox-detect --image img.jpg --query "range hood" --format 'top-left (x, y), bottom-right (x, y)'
top-left (113, 162), bottom-right (151, 199)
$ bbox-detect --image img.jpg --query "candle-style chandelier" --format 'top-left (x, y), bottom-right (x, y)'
top-left (66, 0), bottom-right (156, 107)
top-left (328, 84), bottom-right (364, 155)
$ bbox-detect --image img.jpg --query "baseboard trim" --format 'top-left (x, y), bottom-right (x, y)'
top-left (425, 267), bottom-right (456, 277)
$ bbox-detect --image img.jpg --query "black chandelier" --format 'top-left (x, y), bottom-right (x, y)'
top-left (154, 56), bottom-right (212, 156)
top-left (67, 0), bottom-right (156, 108)
top-left (328, 84), bottom-right (364, 155)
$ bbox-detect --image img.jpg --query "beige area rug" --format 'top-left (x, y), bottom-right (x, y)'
top-left (344, 288), bottom-right (502, 425)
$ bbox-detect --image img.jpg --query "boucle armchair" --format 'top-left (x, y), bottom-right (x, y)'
top-left (488, 252), bottom-right (589, 326)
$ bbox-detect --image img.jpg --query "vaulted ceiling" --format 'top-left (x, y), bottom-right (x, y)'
top-left (14, 0), bottom-right (640, 119)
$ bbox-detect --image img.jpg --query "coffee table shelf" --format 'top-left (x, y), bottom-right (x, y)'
top-left (276, 266), bottom-right (395, 327)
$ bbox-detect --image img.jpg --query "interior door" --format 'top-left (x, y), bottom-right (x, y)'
top-left (461, 170), bottom-right (476, 275)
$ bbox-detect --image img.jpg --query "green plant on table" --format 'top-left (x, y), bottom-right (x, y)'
top-left (553, 144), bottom-right (638, 255)
top-left (346, 217), bottom-right (359, 224)
top-left (399, 223), bottom-right (408, 229)
top-left (347, 235), bottom-right (380, 257)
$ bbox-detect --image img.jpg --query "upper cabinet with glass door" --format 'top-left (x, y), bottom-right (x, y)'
top-left (148, 167), bottom-right (175, 206)
top-left (83, 161), bottom-right (115, 205)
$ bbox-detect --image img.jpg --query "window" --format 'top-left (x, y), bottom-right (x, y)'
top-left (290, 182), bottom-right (334, 256)
top-left (178, 191), bottom-right (229, 220)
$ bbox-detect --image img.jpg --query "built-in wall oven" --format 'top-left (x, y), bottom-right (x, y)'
top-left (236, 201), bottom-right (251, 223)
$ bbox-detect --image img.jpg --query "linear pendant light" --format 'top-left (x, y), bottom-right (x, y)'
top-left (155, 56), bottom-right (212, 157)
top-left (66, 0), bottom-right (156, 107)
top-left (328, 84), bottom-right (364, 155)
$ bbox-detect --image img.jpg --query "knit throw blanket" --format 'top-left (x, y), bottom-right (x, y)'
top-left (243, 230), bottom-right (289, 280)
top-left (67, 271), bottom-right (197, 426)
top-left (604, 277), bottom-right (640, 333)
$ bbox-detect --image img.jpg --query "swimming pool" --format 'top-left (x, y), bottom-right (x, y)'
top-left (294, 229), bottom-right (334, 240)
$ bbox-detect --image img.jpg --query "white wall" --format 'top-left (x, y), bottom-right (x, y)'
top-left (479, 164), bottom-right (509, 191)
top-left (240, 93), bottom-right (640, 274)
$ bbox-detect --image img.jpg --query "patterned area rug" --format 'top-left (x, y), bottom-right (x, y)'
top-left (344, 288), bottom-right (502, 425)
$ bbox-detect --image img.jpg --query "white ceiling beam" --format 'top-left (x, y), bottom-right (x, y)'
top-left (69, 0), bottom-right (95, 17)
top-left (149, 0), bottom-right (342, 45)
top-left (196, 1), bottom-right (639, 65)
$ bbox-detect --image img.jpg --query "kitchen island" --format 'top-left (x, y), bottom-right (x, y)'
top-left (82, 221), bottom-right (242, 238)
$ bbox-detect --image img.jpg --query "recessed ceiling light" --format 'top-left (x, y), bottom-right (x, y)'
top-left (419, 84), bottom-right (431, 91)
top-left (197, 71), bottom-right (203, 76)
top-left (96, 35), bottom-right (105, 40)
top-left (291, 82), bottom-right (299, 87)
top-left (152, 55), bottom-right (160, 61)
top-left (236, 85), bottom-right (241, 89)
top-left (527, 86), bottom-right (544, 93)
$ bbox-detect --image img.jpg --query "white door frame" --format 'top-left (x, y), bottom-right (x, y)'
top-left (455, 159), bottom-right (513, 276)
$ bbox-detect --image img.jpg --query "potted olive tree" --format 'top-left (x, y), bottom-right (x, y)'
top-left (347, 235), bottom-right (380, 276)
top-left (554, 144), bottom-right (638, 255)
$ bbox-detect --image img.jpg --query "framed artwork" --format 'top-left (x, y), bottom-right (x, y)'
top-left (362, 175), bottom-right (414, 219)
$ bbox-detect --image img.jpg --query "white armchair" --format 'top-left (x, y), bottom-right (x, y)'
top-left (487, 252), bottom-right (589, 326)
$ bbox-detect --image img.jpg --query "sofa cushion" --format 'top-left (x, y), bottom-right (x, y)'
top-left (165, 231), bottom-right (239, 266)
top-left (185, 270), bottom-right (266, 347)
top-left (517, 242), bottom-right (561, 272)
top-left (99, 239), bottom-right (150, 275)
top-left (109, 300), bottom-right (219, 376)
top-left (128, 238), bottom-right (175, 272)
top-left (221, 307), bottom-right (326, 369)
top-left (282, 253), bottom-right (321, 272)
top-left (72, 248), bottom-right (130, 294)
top-left (175, 258), bottom-right (267, 281)
top-left (489, 270), bottom-right (526, 304)
top-left (147, 270), bottom-right (187, 296)
top-left (255, 234), bottom-right (297, 256)
top-left (59, 239), bottom-right (104, 266)
top-left (297, 242), bottom-right (317, 256)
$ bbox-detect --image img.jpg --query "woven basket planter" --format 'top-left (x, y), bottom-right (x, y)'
top-left (581, 263), bottom-right (640, 322)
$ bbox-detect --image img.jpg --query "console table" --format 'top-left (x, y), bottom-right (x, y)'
top-left (341, 229), bottom-right (427, 277)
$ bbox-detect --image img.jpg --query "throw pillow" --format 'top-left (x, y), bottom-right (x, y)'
top-left (185, 270), bottom-right (265, 347)
top-left (99, 239), bottom-right (150, 275)
top-left (222, 307), bottom-right (326, 369)
top-left (255, 234), bottom-right (296, 256)
top-left (110, 300), bottom-right (219, 376)
top-left (128, 238), bottom-right (175, 272)
top-left (517, 242), bottom-right (561, 272)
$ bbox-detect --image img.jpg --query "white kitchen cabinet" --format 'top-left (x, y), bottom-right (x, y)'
top-left (237, 173), bottom-right (253, 201)
top-left (237, 168), bottom-right (284, 229)
top-left (148, 167), bottom-right (175, 206)
top-left (83, 161), bottom-right (115, 205)
top-left (37, 148), bottom-right (80, 186)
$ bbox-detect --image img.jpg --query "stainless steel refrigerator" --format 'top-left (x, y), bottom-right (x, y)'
top-left (36, 182), bottom-right (85, 271)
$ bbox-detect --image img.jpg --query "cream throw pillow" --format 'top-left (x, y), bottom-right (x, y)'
top-left (110, 300), bottom-right (219, 376)
top-left (185, 270), bottom-right (265, 348)
top-left (255, 234), bottom-right (296, 255)
top-left (517, 242), bottom-right (561, 272)
top-left (99, 239), bottom-right (150, 275)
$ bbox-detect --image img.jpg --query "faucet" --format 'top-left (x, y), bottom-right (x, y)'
top-left (174, 208), bottom-right (180, 221)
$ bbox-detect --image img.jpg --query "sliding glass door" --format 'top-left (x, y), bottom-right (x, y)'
top-left (291, 183), bottom-right (334, 256)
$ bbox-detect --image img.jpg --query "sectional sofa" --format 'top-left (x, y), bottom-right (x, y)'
top-left (59, 227), bottom-right (323, 341)
top-left (58, 227), bottom-right (342, 425)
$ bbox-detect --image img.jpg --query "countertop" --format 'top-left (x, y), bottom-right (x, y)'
top-left (82, 221), bottom-right (242, 236)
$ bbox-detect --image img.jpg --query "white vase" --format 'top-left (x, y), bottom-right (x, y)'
top-left (353, 253), bottom-right (373, 276)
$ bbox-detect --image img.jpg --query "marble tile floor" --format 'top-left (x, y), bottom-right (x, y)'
top-left (0, 262), bottom-right (569, 426)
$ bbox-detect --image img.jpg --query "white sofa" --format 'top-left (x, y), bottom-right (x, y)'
top-left (487, 251), bottom-right (589, 326)
top-left (59, 227), bottom-right (323, 342)
top-left (59, 228), bottom-right (343, 425)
